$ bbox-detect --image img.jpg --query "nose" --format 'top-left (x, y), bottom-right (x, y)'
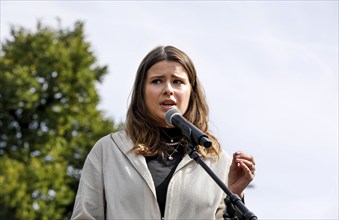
top-left (163, 82), bottom-right (174, 95)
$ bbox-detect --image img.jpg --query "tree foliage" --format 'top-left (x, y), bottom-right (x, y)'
top-left (0, 20), bottom-right (118, 219)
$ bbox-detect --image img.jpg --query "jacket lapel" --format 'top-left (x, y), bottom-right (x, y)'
top-left (110, 131), bottom-right (157, 197)
top-left (174, 154), bottom-right (194, 174)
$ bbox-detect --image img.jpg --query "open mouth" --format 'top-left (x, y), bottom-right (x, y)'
top-left (161, 100), bottom-right (176, 106)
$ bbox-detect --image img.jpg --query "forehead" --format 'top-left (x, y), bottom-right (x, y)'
top-left (147, 61), bottom-right (189, 78)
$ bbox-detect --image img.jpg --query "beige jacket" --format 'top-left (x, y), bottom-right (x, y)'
top-left (71, 130), bottom-right (231, 220)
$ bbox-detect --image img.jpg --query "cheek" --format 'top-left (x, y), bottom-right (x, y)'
top-left (185, 92), bottom-right (191, 104)
top-left (184, 87), bottom-right (192, 101)
top-left (144, 92), bottom-right (153, 109)
top-left (144, 86), bottom-right (161, 111)
top-left (178, 89), bottom-right (192, 108)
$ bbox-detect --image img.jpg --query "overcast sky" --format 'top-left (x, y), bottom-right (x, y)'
top-left (1, 1), bottom-right (338, 219)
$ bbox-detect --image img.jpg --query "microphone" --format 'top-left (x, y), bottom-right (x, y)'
top-left (165, 108), bottom-right (212, 148)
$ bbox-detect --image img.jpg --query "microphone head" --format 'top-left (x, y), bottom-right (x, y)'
top-left (165, 108), bottom-right (180, 126)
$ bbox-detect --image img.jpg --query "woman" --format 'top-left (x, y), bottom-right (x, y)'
top-left (71, 45), bottom-right (255, 219)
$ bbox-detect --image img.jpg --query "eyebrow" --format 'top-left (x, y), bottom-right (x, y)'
top-left (147, 75), bottom-right (164, 80)
top-left (147, 72), bottom-right (189, 81)
top-left (149, 73), bottom-right (164, 77)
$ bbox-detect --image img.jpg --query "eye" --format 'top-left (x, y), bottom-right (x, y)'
top-left (173, 79), bottom-right (184, 84)
top-left (151, 79), bottom-right (162, 84)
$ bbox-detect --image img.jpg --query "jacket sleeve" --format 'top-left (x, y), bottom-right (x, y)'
top-left (215, 150), bottom-right (232, 219)
top-left (216, 195), bottom-right (247, 219)
top-left (71, 142), bottom-right (106, 220)
top-left (215, 193), bottom-right (226, 219)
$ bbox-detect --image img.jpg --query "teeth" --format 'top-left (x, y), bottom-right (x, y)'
top-left (162, 102), bottom-right (174, 105)
top-left (162, 100), bottom-right (175, 105)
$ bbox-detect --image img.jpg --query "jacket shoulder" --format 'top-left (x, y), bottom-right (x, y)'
top-left (90, 130), bottom-right (133, 155)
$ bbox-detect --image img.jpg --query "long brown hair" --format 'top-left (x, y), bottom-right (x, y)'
top-left (125, 46), bottom-right (221, 158)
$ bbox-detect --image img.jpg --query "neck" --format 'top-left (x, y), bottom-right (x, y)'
top-left (160, 127), bottom-right (182, 143)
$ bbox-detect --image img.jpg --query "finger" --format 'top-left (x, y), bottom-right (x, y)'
top-left (235, 151), bottom-right (255, 165)
top-left (231, 152), bottom-right (241, 168)
top-left (236, 158), bottom-right (255, 175)
top-left (239, 159), bottom-right (255, 171)
top-left (245, 161), bottom-right (256, 176)
top-left (234, 154), bottom-right (255, 165)
top-left (238, 160), bottom-right (255, 179)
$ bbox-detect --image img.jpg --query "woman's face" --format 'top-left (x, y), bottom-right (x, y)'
top-left (144, 60), bottom-right (191, 127)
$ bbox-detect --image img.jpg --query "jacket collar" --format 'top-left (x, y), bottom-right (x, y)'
top-left (109, 131), bottom-right (156, 195)
top-left (110, 130), bottom-right (194, 195)
top-left (110, 130), bottom-right (134, 154)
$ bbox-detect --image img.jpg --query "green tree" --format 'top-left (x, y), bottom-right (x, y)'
top-left (0, 20), bottom-right (118, 219)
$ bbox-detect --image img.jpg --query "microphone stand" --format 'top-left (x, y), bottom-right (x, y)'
top-left (186, 141), bottom-right (258, 220)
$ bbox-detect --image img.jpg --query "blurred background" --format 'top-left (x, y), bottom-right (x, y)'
top-left (1, 1), bottom-right (338, 219)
